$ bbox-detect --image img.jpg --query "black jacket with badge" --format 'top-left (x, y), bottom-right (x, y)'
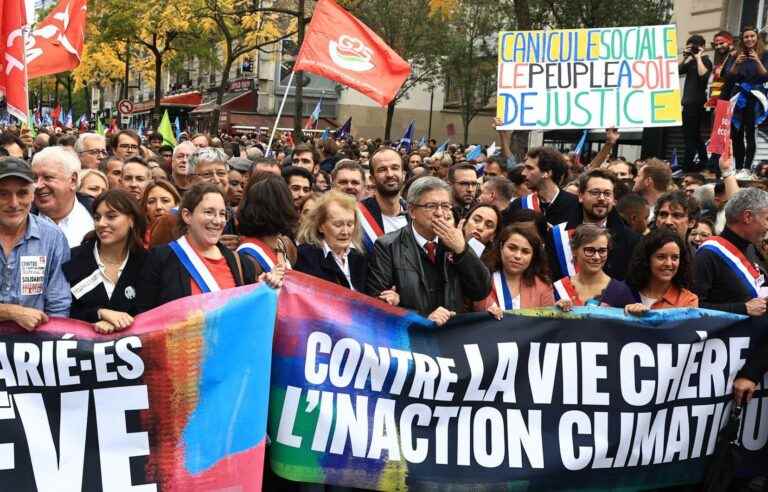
top-left (366, 225), bottom-right (491, 316)
top-left (62, 239), bottom-right (148, 323)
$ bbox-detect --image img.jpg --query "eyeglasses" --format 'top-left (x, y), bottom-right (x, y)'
top-left (117, 144), bottom-right (139, 151)
top-left (413, 202), bottom-right (452, 212)
top-left (195, 171), bottom-right (228, 180)
top-left (582, 247), bottom-right (609, 257)
top-left (586, 189), bottom-right (613, 199)
top-left (78, 149), bottom-right (107, 156)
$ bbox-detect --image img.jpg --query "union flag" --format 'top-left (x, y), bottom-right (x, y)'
top-left (0, 0), bottom-right (29, 120)
top-left (27, 0), bottom-right (87, 79)
top-left (293, 0), bottom-right (411, 107)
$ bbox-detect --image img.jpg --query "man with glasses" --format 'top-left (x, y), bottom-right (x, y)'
top-left (110, 130), bottom-right (141, 160)
top-left (367, 176), bottom-right (491, 325)
top-left (74, 133), bottom-right (107, 170)
top-left (448, 163), bottom-right (478, 218)
top-left (558, 169), bottom-right (640, 281)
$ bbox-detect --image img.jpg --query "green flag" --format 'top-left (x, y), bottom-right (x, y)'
top-left (96, 118), bottom-right (105, 136)
top-left (25, 114), bottom-right (37, 138)
top-left (158, 110), bottom-right (177, 147)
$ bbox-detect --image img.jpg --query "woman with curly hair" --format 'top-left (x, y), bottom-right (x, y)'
top-left (621, 229), bottom-right (698, 315)
top-left (475, 224), bottom-right (555, 318)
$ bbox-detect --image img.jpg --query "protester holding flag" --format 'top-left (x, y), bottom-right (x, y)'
top-left (137, 183), bottom-right (259, 313)
top-left (555, 224), bottom-right (634, 310)
top-left (62, 190), bottom-right (147, 332)
top-left (236, 173), bottom-right (297, 275)
top-left (475, 224), bottom-right (554, 318)
top-left (621, 229), bottom-right (698, 315)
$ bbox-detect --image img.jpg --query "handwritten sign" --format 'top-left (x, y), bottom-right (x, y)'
top-left (496, 26), bottom-right (682, 130)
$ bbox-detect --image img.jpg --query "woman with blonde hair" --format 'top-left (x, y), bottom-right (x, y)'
top-left (78, 169), bottom-right (109, 199)
top-left (295, 191), bottom-right (397, 304)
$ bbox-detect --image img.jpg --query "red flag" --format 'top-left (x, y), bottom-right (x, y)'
top-left (27, 0), bottom-right (87, 79)
top-left (51, 103), bottom-right (62, 122)
top-left (0, 0), bottom-right (29, 120)
top-left (293, 0), bottom-right (410, 107)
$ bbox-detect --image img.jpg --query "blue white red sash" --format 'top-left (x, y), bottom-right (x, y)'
top-left (237, 238), bottom-right (277, 273)
top-left (492, 271), bottom-right (514, 310)
top-left (168, 236), bottom-right (221, 293)
top-left (553, 277), bottom-right (582, 305)
top-left (357, 202), bottom-right (385, 253)
top-left (699, 237), bottom-right (761, 298)
top-left (519, 193), bottom-right (541, 212)
top-left (551, 222), bottom-right (576, 277)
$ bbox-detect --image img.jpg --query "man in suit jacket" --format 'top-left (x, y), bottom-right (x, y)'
top-left (367, 176), bottom-right (491, 325)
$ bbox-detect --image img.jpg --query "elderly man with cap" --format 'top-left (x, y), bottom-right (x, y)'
top-left (227, 156), bottom-right (251, 209)
top-left (0, 157), bottom-right (71, 330)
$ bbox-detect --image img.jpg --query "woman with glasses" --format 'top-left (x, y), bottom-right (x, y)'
top-left (137, 183), bottom-right (265, 312)
top-left (621, 229), bottom-right (698, 315)
top-left (687, 218), bottom-right (715, 250)
top-left (475, 225), bottom-right (554, 318)
top-left (555, 224), bottom-right (634, 311)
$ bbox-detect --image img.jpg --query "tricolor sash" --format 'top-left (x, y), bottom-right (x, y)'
top-left (357, 202), bottom-right (385, 253)
top-left (553, 277), bottom-right (582, 305)
top-left (237, 239), bottom-right (278, 273)
top-left (492, 271), bottom-right (514, 311)
top-left (168, 236), bottom-right (221, 293)
top-left (551, 222), bottom-right (576, 277)
top-left (699, 237), bottom-right (762, 298)
top-left (519, 193), bottom-right (541, 212)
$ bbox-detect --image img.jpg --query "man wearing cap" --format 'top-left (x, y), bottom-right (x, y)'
top-left (0, 157), bottom-right (71, 330)
top-left (227, 157), bottom-right (250, 209)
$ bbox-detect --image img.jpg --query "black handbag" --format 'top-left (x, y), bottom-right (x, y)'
top-left (703, 402), bottom-right (744, 492)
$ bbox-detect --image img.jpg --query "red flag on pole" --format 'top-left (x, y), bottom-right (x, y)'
top-left (27, 0), bottom-right (87, 79)
top-left (0, 0), bottom-right (29, 121)
top-left (293, 0), bottom-right (411, 107)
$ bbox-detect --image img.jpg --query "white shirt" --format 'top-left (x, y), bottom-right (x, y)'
top-left (323, 241), bottom-right (354, 291)
top-left (639, 292), bottom-right (657, 309)
top-left (381, 214), bottom-right (407, 233)
top-left (49, 198), bottom-right (94, 247)
top-left (93, 243), bottom-right (129, 299)
top-left (412, 225), bottom-right (435, 252)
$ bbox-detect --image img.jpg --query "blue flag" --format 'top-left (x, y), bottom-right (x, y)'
top-left (174, 116), bottom-right (182, 139)
top-left (417, 135), bottom-right (427, 148)
top-left (671, 148), bottom-right (680, 171)
top-left (396, 120), bottom-right (415, 153)
top-left (321, 128), bottom-right (330, 142)
top-left (573, 130), bottom-right (588, 154)
top-left (466, 145), bottom-right (483, 162)
top-left (433, 140), bottom-right (449, 155)
top-left (334, 117), bottom-right (352, 139)
top-left (137, 120), bottom-right (144, 137)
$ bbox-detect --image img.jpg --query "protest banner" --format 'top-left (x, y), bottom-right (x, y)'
top-left (0, 283), bottom-right (277, 491)
top-left (707, 98), bottom-right (736, 155)
top-left (270, 273), bottom-right (768, 490)
top-left (496, 26), bottom-right (683, 130)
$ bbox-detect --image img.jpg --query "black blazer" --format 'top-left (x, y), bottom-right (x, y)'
top-left (294, 244), bottom-right (367, 291)
top-left (61, 239), bottom-right (148, 323)
top-left (136, 242), bottom-right (256, 313)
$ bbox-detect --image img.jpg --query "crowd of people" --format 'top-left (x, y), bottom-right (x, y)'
top-left (0, 28), bottom-right (767, 408)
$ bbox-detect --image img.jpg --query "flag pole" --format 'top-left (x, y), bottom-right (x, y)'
top-left (266, 71), bottom-right (295, 157)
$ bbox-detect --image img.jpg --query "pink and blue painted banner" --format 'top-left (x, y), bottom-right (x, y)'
top-left (0, 283), bottom-right (277, 491)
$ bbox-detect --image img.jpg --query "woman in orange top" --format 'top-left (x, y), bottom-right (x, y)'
top-left (623, 229), bottom-right (698, 315)
top-left (475, 225), bottom-right (555, 318)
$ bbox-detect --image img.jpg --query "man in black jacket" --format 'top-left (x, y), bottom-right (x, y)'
top-left (367, 176), bottom-right (491, 325)
top-left (693, 187), bottom-right (768, 315)
top-left (550, 169), bottom-right (640, 280)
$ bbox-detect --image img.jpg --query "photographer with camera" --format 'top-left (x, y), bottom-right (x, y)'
top-left (679, 35), bottom-right (713, 173)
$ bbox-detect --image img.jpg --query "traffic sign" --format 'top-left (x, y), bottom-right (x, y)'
top-left (117, 99), bottom-right (134, 115)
